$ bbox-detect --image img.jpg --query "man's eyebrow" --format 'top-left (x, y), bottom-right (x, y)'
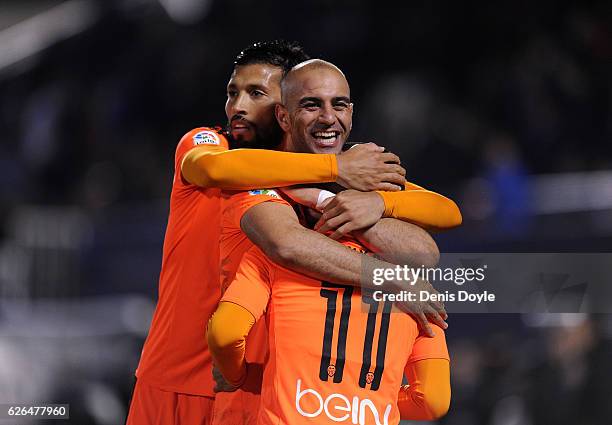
top-left (226, 83), bottom-right (268, 91)
top-left (246, 84), bottom-right (268, 92)
top-left (333, 96), bottom-right (351, 103)
top-left (298, 97), bottom-right (322, 105)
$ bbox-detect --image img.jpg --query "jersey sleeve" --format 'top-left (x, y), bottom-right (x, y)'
top-left (407, 325), bottom-right (450, 363)
top-left (208, 246), bottom-right (275, 388)
top-left (207, 301), bottom-right (255, 387)
top-left (375, 181), bottom-right (462, 230)
top-left (224, 189), bottom-right (292, 231)
top-left (181, 142), bottom-right (338, 190)
top-left (175, 127), bottom-right (230, 186)
top-left (221, 245), bottom-right (275, 321)
top-left (398, 358), bottom-right (451, 420)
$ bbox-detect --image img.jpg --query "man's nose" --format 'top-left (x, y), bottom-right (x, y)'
top-left (318, 105), bottom-right (335, 125)
top-left (231, 93), bottom-right (249, 116)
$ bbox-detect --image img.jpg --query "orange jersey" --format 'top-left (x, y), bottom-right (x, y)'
top-left (136, 127), bottom-right (229, 397)
top-left (213, 189), bottom-right (290, 424)
top-left (136, 127), bottom-right (340, 399)
top-left (221, 243), bottom-right (449, 425)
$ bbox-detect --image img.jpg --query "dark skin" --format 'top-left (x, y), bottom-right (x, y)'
top-left (225, 64), bottom-right (284, 149)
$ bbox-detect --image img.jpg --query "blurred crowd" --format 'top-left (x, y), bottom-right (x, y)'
top-left (0, 0), bottom-right (610, 211)
top-left (0, 0), bottom-right (611, 424)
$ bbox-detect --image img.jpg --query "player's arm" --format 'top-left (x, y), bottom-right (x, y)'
top-left (282, 187), bottom-right (443, 267)
top-left (398, 358), bottom-right (451, 420)
top-left (182, 147), bottom-right (336, 189)
top-left (353, 218), bottom-right (440, 267)
top-left (399, 323), bottom-right (451, 419)
top-left (312, 193), bottom-right (442, 267)
top-left (376, 182), bottom-right (462, 230)
top-left (207, 302), bottom-right (255, 389)
top-left (315, 184), bottom-right (462, 238)
top-left (207, 246), bottom-right (273, 390)
top-left (240, 201), bottom-right (448, 336)
top-left (182, 141), bottom-right (406, 191)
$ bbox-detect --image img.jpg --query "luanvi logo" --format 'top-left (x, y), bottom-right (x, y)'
top-left (295, 379), bottom-right (392, 424)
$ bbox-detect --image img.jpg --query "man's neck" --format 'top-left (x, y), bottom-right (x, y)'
top-left (280, 133), bottom-right (295, 153)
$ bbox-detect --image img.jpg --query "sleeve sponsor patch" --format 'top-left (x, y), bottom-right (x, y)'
top-left (193, 130), bottom-right (221, 146)
top-left (248, 189), bottom-right (280, 199)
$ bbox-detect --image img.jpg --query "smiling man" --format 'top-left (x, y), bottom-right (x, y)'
top-left (208, 60), bottom-right (453, 425)
top-left (277, 60), bottom-right (353, 154)
top-left (209, 51), bottom-right (460, 425)
top-left (126, 41), bottom-right (412, 425)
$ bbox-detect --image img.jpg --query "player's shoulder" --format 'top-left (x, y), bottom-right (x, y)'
top-left (177, 126), bottom-right (230, 150)
top-left (223, 188), bottom-right (291, 213)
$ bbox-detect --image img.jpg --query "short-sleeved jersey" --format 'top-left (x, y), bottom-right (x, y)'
top-left (135, 127), bottom-right (229, 397)
top-left (222, 243), bottom-right (449, 425)
top-left (213, 189), bottom-right (291, 424)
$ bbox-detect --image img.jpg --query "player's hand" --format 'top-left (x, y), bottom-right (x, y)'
top-left (392, 278), bottom-right (448, 337)
top-left (314, 190), bottom-right (385, 239)
top-left (336, 143), bottom-right (406, 191)
top-left (212, 364), bottom-right (241, 393)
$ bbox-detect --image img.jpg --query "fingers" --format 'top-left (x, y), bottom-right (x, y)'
top-left (380, 152), bottom-right (401, 164)
top-left (416, 312), bottom-right (435, 337)
top-left (380, 163), bottom-right (406, 177)
top-left (317, 214), bottom-right (348, 234)
top-left (316, 198), bottom-right (344, 231)
top-left (380, 173), bottom-right (406, 186)
top-left (318, 201), bottom-right (342, 223)
top-left (429, 298), bottom-right (447, 319)
top-left (353, 142), bottom-right (384, 152)
top-left (426, 308), bottom-right (448, 330)
top-left (329, 223), bottom-right (354, 240)
top-left (365, 142), bottom-right (385, 152)
top-left (378, 161), bottom-right (405, 176)
top-left (373, 182), bottom-right (403, 191)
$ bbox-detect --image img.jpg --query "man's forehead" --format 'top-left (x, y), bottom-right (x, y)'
top-left (228, 64), bottom-right (283, 87)
top-left (290, 69), bottom-right (350, 100)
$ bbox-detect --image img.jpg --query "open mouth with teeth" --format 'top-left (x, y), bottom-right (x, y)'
top-left (312, 130), bottom-right (341, 146)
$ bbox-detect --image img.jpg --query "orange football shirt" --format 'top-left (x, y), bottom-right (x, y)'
top-left (221, 242), bottom-right (449, 425)
top-left (135, 127), bottom-right (230, 397)
top-left (213, 189), bottom-right (290, 424)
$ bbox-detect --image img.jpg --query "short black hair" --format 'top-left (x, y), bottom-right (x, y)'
top-left (234, 40), bottom-right (310, 74)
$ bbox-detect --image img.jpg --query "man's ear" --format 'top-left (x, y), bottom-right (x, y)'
top-left (349, 102), bottom-right (354, 131)
top-left (275, 104), bottom-right (291, 132)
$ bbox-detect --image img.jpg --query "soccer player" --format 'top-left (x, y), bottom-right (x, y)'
top-left (209, 242), bottom-right (450, 425)
top-left (128, 40), bottom-right (459, 424)
top-left (209, 48), bottom-right (460, 423)
top-left (126, 42), bottom-right (410, 425)
top-left (208, 59), bottom-right (454, 424)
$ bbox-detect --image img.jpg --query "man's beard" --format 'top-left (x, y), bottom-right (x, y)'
top-left (226, 121), bottom-right (284, 150)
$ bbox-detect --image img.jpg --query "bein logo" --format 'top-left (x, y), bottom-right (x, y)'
top-left (295, 379), bottom-right (392, 424)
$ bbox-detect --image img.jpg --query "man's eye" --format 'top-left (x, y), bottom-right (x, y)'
top-left (251, 90), bottom-right (265, 97)
top-left (303, 103), bottom-right (318, 109)
top-left (227, 91), bottom-right (237, 97)
top-left (334, 103), bottom-right (348, 110)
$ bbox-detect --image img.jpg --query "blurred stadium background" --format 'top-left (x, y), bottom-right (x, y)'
top-left (0, 0), bottom-right (611, 424)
